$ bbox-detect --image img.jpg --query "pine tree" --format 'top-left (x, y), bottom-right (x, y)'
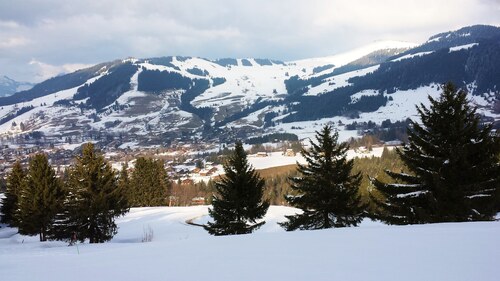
top-left (371, 82), bottom-right (500, 224)
top-left (16, 154), bottom-right (64, 241)
top-left (63, 143), bottom-right (129, 243)
top-left (0, 161), bottom-right (25, 226)
top-left (280, 125), bottom-right (365, 231)
top-left (205, 141), bottom-right (270, 235)
top-left (130, 157), bottom-right (169, 207)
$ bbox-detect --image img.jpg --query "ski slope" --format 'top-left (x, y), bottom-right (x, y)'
top-left (0, 206), bottom-right (499, 281)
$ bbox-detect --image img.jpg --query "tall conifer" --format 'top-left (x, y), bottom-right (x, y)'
top-left (63, 143), bottom-right (129, 243)
top-left (371, 83), bottom-right (500, 224)
top-left (16, 154), bottom-right (63, 241)
top-left (1, 161), bottom-right (25, 226)
top-left (280, 125), bottom-right (365, 231)
top-left (205, 141), bottom-right (269, 235)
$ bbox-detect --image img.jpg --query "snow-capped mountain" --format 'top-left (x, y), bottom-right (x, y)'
top-left (0, 25), bottom-right (499, 147)
top-left (0, 76), bottom-right (34, 98)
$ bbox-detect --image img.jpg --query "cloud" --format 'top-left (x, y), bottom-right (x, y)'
top-left (0, 0), bottom-right (499, 82)
top-left (0, 37), bottom-right (30, 48)
top-left (29, 60), bottom-right (93, 82)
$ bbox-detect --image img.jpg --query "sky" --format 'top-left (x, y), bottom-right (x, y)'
top-left (1, 0), bottom-right (499, 83)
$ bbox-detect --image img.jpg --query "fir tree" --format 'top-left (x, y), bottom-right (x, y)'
top-left (16, 154), bottom-right (64, 241)
top-left (371, 82), bottom-right (500, 224)
top-left (62, 143), bottom-right (129, 243)
top-left (205, 141), bottom-right (270, 235)
top-left (0, 161), bottom-right (25, 226)
top-left (280, 125), bottom-right (365, 231)
top-left (130, 157), bottom-right (169, 207)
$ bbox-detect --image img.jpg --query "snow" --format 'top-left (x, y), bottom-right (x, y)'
top-left (239, 105), bottom-right (272, 123)
top-left (392, 51), bottom-right (434, 62)
top-left (350, 89), bottom-right (380, 103)
top-left (0, 206), bottom-right (498, 281)
top-left (292, 40), bottom-right (417, 70)
top-left (356, 84), bottom-right (442, 123)
top-left (1, 39), bottom-right (499, 143)
top-left (427, 36), bottom-right (441, 43)
top-left (56, 142), bottom-right (90, 151)
top-left (0, 72), bottom-right (107, 136)
top-left (306, 66), bottom-right (380, 96)
top-left (449, 43), bottom-right (478, 52)
top-left (191, 41), bottom-right (414, 108)
top-left (247, 152), bottom-right (306, 169)
top-left (113, 68), bottom-right (147, 105)
top-left (396, 190), bottom-right (427, 198)
top-left (190, 62), bottom-right (289, 108)
top-left (274, 85), bottom-right (443, 141)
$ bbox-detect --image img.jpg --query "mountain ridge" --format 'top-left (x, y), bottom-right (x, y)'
top-left (0, 25), bottom-right (498, 148)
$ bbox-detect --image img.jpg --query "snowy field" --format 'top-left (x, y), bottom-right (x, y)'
top-left (1, 206), bottom-right (499, 281)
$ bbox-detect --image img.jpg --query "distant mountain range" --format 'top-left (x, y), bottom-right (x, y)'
top-left (0, 25), bottom-right (499, 147)
top-left (0, 76), bottom-right (34, 98)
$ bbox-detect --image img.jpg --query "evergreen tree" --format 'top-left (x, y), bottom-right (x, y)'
top-left (16, 154), bottom-right (63, 241)
top-left (205, 141), bottom-right (270, 235)
top-left (371, 82), bottom-right (500, 224)
top-left (0, 161), bottom-right (25, 226)
top-left (62, 143), bottom-right (129, 243)
top-left (118, 162), bottom-right (131, 202)
top-left (280, 125), bottom-right (365, 231)
top-left (130, 157), bottom-right (169, 207)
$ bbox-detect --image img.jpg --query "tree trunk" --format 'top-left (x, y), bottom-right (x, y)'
top-left (323, 212), bottom-right (330, 229)
top-left (39, 229), bottom-right (46, 242)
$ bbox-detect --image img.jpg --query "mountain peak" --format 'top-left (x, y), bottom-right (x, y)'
top-left (0, 76), bottom-right (34, 97)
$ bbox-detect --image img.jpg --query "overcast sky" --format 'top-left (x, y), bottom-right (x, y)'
top-left (1, 0), bottom-right (499, 83)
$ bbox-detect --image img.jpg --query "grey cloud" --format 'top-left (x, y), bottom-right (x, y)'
top-left (0, 0), bottom-right (499, 82)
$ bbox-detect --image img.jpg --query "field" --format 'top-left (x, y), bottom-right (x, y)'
top-left (1, 206), bottom-right (499, 281)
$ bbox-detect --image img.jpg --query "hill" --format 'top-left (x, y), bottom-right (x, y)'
top-left (0, 25), bottom-right (498, 149)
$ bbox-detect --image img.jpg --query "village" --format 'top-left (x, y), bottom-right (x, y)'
top-left (0, 130), bottom-right (309, 204)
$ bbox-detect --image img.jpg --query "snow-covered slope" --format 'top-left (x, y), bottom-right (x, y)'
top-left (0, 206), bottom-right (498, 281)
top-left (292, 40), bottom-right (416, 71)
top-left (0, 25), bottom-right (499, 147)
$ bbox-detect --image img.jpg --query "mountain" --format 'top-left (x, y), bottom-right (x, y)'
top-left (0, 25), bottom-right (499, 148)
top-left (0, 76), bottom-right (34, 98)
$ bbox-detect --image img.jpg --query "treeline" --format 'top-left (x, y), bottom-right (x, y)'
top-left (204, 83), bottom-right (500, 235)
top-left (74, 63), bottom-right (138, 110)
top-left (142, 57), bottom-right (181, 70)
top-left (137, 69), bottom-right (192, 92)
top-left (345, 119), bottom-right (410, 143)
top-left (0, 143), bottom-right (174, 243)
top-left (282, 87), bottom-right (388, 122)
top-left (137, 69), bottom-right (213, 121)
top-left (179, 79), bottom-right (212, 122)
